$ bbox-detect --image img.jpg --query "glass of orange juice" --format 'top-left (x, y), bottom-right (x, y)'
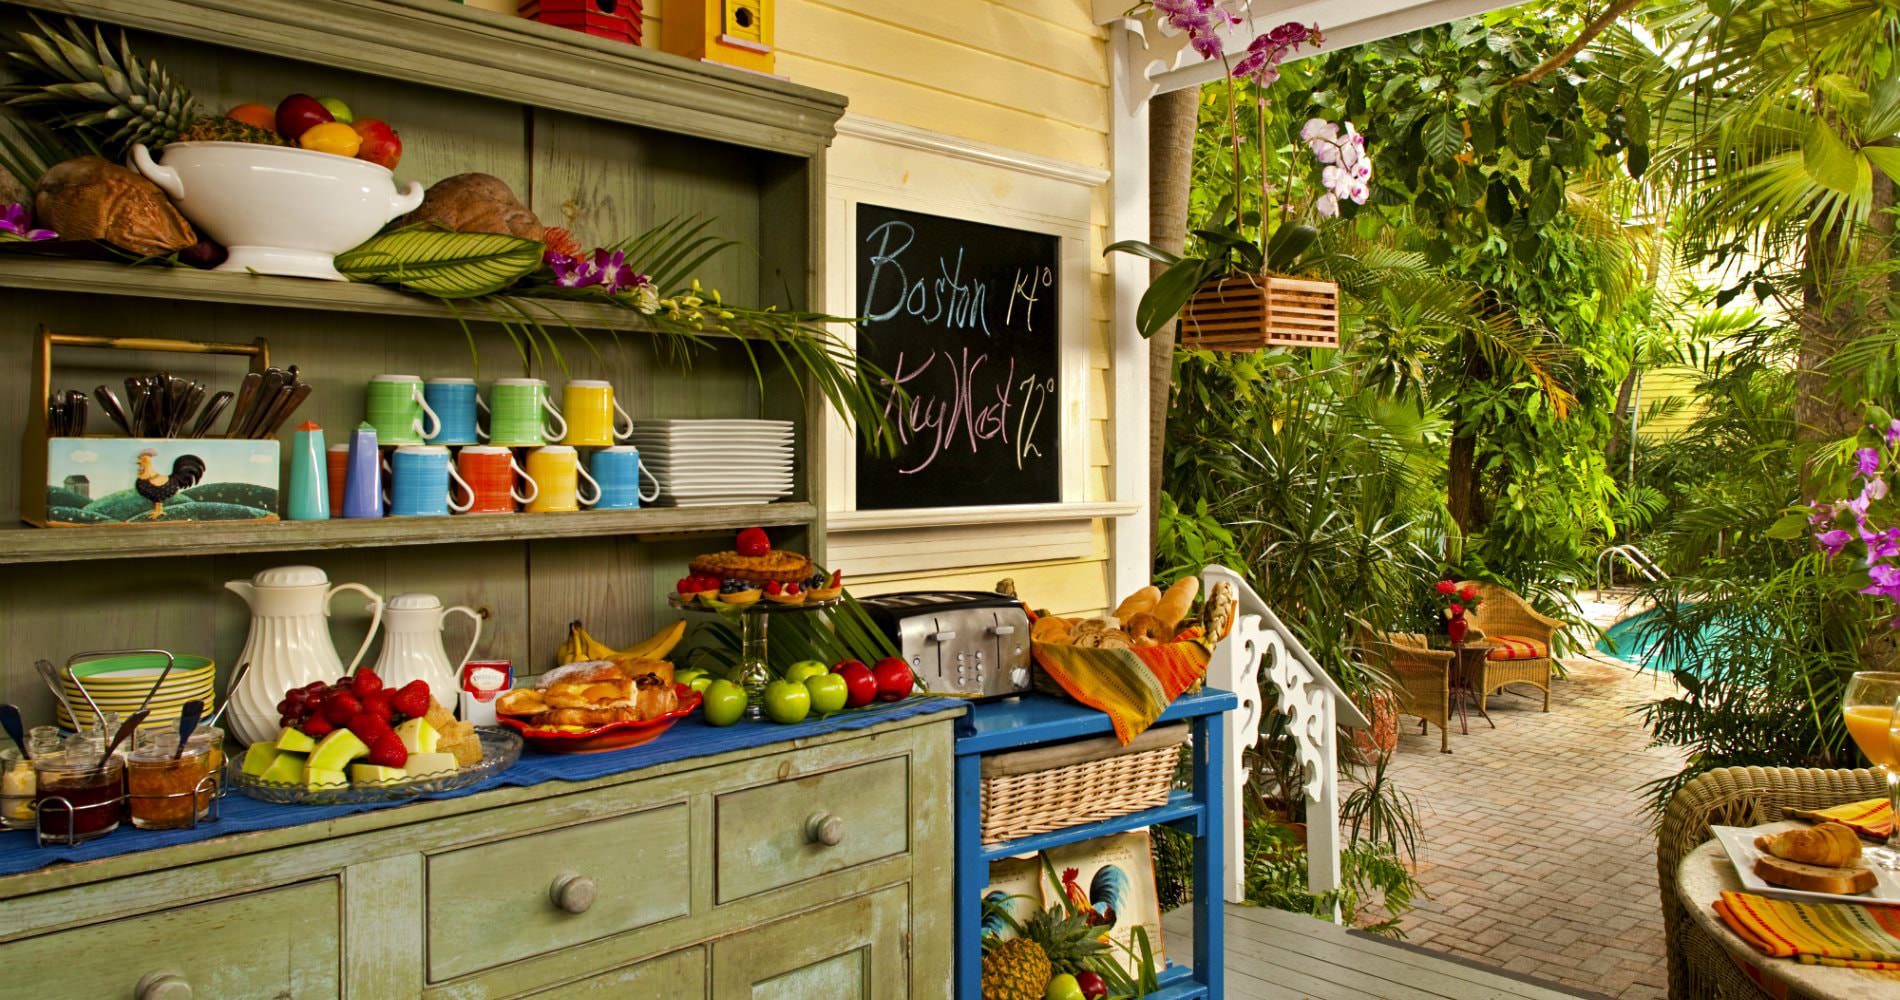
top-left (1840, 672), bottom-right (1900, 868)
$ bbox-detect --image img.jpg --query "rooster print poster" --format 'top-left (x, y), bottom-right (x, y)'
top-left (41, 438), bottom-right (279, 525)
top-left (981, 856), bottom-right (1046, 944)
top-left (1041, 832), bottom-right (1165, 978)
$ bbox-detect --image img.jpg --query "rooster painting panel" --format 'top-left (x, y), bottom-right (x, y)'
top-left (1042, 832), bottom-right (1165, 977)
top-left (36, 438), bottom-right (279, 526)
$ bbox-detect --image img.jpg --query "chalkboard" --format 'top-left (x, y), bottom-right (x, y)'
top-left (853, 204), bottom-right (1061, 510)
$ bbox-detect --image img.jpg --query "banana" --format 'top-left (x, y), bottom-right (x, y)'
top-left (557, 620), bottom-right (618, 666)
top-left (615, 619), bottom-right (686, 661)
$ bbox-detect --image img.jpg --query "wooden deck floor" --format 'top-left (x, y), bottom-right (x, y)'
top-left (1162, 903), bottom-right (1601, 999)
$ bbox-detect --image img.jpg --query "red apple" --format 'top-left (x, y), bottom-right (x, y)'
top-left (351, 118), bottom-right (402, 170)
top-left (835, 662), bottom-right (877, 708)
top-left (275, 93), bottom-right (333, 141)
top-left (871, 657), bottom-right (914, 702)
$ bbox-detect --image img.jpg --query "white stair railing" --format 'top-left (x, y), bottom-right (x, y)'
top-left (1595, 544), bottom-right (1667, 591)
top-left (1200, 565), bottom-right (1370, 911)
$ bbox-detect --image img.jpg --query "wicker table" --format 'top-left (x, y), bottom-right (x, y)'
top-left (1677, 821), bottom-right (1900, 1000)
top-left (1426, 637), bottom-right (1496, 737)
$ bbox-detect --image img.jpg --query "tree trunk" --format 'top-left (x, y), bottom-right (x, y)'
top-left (1446, 426), bottom-right (1482, 538)
top-left (1797, 167), bottom-right (1894, 480)
top-left (1147, 88), bottom-right (1199, 547)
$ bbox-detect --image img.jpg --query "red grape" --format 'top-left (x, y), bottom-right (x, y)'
top-left (303, 681), bottom-right (326, 694)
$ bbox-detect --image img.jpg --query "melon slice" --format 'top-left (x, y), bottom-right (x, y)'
top-left (276, 727), bottom-right (317, 753)
top-left (259, 750), bottom-right (305, 784)
top-left (304, 767), bottom-right (347, 791)
top-left (241, 742), bottom-right (282, 777)
top-left (394, 717), bottom-right (439, 755)
top-left (403, 751), bottom-right (457, 777)
top-left (350, 763), bottom-right (409, 785)
top-left (307, 728), bottom-right (369, 773)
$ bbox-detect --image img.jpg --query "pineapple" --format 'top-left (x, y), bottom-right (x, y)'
top-left (979, 936), bottom-right (1051, 1000)
top-left (1019, 905), bottom-right (1111, 976)
top-left (5, 16), bottom-right (285, 155)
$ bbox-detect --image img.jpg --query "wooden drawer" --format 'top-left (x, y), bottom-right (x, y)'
top-left (426, 803), bottom-right (691, 982)
top-left (0, 879), bottom-right (339, 999)
top-left (710, 885), bottom-right (908, 998)
top-left (520, 945), bottom-right (705, 998)
top-left (714, 754), bottom-right (910, 903)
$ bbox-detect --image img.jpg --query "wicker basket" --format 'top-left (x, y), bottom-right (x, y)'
top-left (1180, 273), bottom-right (1339, 351)
top-left (978, 722), bottom-right (1188, 845)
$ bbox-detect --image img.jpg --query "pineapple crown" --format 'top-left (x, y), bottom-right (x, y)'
top-left (5, 15), bottom-right (198, 155)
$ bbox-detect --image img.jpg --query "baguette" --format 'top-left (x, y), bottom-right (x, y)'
top-left (1112, 586), bottom-right (1162, 621)
top-left (1152, 577), bottom-right (1200, 630)
top-left (1753, 855), bottom-right (1877, 895)
top-left (1756, 822), bottom-right (1862, 868)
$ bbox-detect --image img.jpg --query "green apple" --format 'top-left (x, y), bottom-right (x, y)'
top-left (688, 674), bottom-right (714, 694)
top-left (316, 96), bottom-right (353, 123)
top-left (350, 763), bottom-right (408, 785)
top-left (275, 726), bottom-right (317, 753)
top-left (304, 767), bottom-right (348, 791)
top-left (675, 667), bottom-right (707, 688)
top-left (259, 749), bottom-right (304, 783)
top-left (783, 660), bottom-right (829, 685)
top-left (763, 678), bottom-right (811, 724)
top-left (306, 728), bottom-right (369, 772)
top-left (702, 679), bottom-right (747, 726)
top-left (805, 673), bottom-right (849, 714)
top-left (241, 742), bottom-right (282, 777)
top-left (404, 752), bottom-right (458, 777)
top-left (1045, 974), bottom-right (1084, 1000)
top-left (394, 717), bottom-right (439, 755)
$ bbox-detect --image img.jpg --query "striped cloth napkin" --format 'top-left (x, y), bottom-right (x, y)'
top-left (1714, 890), bottom-right (1900, 969)
top-left (1032, 628), bottom-right (1210, 745)
top-left (1794, 798), bottom-right (1895, 839)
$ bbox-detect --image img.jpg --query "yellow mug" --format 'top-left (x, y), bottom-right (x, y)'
top-left (562, 379), bottom-right (634, 447)
top-left (523, 445), bottom-right (601, 512)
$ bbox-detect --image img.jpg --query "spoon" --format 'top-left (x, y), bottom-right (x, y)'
top-left (94, 710), bottom-right (147, 777)
top-left (0, 704), bottom-right (28, 759)
top-left (35, 658), bottom-right (83, 728)
top-left (172, 700), bottom-right (204, 761)
top-left (205, 661), bottom-right (249, 729)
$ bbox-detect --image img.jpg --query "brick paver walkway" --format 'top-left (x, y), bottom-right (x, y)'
top-left (1386, 655), bottom-right (1687, 1000)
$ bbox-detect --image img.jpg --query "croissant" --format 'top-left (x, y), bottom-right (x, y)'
top-left (1756, 822), bottom-right (1863, 868)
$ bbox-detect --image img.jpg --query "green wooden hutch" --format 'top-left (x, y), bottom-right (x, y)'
top-left (0, 0), bottom-right (957, 995)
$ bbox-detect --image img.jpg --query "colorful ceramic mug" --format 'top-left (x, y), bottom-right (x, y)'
top-left (384, 445), bottom-right (472, 517)
top-left (524, 445), bottom-right (600, 513)
top-left (325, 443), bottom-right (350, 516)
top-left (456, 446), bottom-right (536, 514)
top-left (488, 378), bottom-right (566, 447)
top-left (365, 374), bottom-right (441, 445)
top-left (424, 378), bottom-right (485, 446)
top-left (589, 446), bottom-right (660, 511)
top-left (561, 379), bottom-right (634, 447)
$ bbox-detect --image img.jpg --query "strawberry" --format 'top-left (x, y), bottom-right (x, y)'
top-left (786, 581), bottom-right (801, 594)
top-left (736, 527), bottom-right (771, 557)
top-left (391, 679), bottom-right (432, 720)
top-left (366, 730), bottom-right (408, 768)
top-left (765, 579), bottom-right (783, 595)
top-left (361, 689), bottom-right (395, 722)
top-left (676, 577), bottom-right (693, 594)
top-left (350, 667), bottom-right (384, 697)
top-left (830, 569), bottom-right (843, 588)
top-left (322, 691), bottom-right (362, 727)
top-left (301, 715), bottom-right (335, 737)
top-left (348, 711), bottom-right (392, 744)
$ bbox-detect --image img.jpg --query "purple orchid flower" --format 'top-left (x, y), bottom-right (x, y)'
top-left (1818, 528), bottom-right (1854, 557)
top-left (1886, 419), bottom-right (1900, 447)
top-left (1858, 447), bottom-right (1882, 478)
top-left (591, 248), bottom-right (634, 292)
top-left (0, 203), bottom-right (55, 241)
top-left (1861, 562), bottom-right (1900, 602)
top-left (547, 251), bottom-right (597, 288)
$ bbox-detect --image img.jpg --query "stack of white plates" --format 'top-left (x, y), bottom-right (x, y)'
top-left (57, 653), bottom-right (217, 730)
top-left (630, 420), bottom-right (794, 507)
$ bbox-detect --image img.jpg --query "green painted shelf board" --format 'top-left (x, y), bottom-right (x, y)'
top-left (0, 501), bottom-right (816, 563)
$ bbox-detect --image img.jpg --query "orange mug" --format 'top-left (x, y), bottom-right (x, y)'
top-left (455, 446), bottom-right (537, 514)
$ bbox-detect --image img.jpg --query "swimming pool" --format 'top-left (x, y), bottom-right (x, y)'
top-left (1595, 604), bottom-right (1731, 676)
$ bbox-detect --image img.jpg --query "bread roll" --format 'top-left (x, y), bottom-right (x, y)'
top-left (1112, 586), bottom-right (1162, 621)
top-left (1152, 577), bottom-right (1200, 629)
top-left (1125, 613), bottom-right (1170, 645)
top-left (1756, 822), bottom-right (1862, 868)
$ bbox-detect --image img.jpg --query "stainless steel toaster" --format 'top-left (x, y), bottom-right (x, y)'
top-left (857, 591), bottom-right (1033, 698)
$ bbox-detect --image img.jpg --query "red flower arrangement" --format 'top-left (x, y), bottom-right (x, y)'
top-left (1434, 580), bottom-right (1483, 642)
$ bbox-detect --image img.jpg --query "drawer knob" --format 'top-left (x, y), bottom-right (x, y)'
top-left (136, 973), bottom-right (192, 1000)
top-left (806, 811), bottom-right (845, 847)
top-left (549, 872), bottom-right (597, 914)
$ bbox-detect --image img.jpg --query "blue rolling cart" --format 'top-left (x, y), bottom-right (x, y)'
top-left (953, 687), bottom-right (1238, 999)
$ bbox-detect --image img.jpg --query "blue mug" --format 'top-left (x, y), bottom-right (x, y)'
top-left (589, 446), bottom-right (659, 511)
top-left (384, 445), bottom-right (473, 517)
top-left (424, 378), bottom-right (485, 446)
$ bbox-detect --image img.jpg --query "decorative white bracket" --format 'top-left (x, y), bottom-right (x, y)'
top-left (1201, 564), bottom-right (1369, 911)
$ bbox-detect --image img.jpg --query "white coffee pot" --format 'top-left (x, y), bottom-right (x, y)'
top-left (370, 593), bottom-right (482, 712)
top-left (224, 565), bottom-right (383, 746)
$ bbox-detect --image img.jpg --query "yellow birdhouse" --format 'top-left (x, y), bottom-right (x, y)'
top-left (661, 0), bottom-right (775, 76)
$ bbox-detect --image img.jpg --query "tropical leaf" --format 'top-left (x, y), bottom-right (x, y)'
top-left (336, 228), bottom-right (544, 298)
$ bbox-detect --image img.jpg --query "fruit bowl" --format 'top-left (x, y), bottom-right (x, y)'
top-left (499, 685), bottom-right (701, 754)
top-left (130, 141), bottom-right (424, 281)
top-left (225, 726), bottom-right (521, 805)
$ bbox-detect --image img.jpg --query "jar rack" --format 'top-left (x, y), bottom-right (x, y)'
top-left (33, 771), bottom-right (222, 848)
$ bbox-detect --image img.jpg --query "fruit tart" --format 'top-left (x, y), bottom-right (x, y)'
top-left (763, 579), bottom-right (806, 605)
top-left (718, 578), bottom-right (762, 607)
top-left (689, 527), bottom-right (813, 585)
top-left (806, 569), bottom-right (844, 601)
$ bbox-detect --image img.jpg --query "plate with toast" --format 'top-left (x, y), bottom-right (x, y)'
top-left (1712, 824), bottom-right (1900, 906)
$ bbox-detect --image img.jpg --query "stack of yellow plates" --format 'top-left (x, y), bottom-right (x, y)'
top-left (57, 653), bottom-right (216, 730)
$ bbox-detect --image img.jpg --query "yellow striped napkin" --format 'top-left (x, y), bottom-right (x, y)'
top-left (1715, 890), bottom-right (1900, 969)
top-left (1794, 798), bottom-right (1895, 840)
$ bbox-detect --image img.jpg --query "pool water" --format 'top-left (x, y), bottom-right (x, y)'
top-left (1595, 605), bottom-right (1730, 676)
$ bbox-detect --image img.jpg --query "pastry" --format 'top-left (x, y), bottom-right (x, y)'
top-left (718, 579), bottom-right (762, 607)
top-left (1124, 612), bottom-right (1171, 646)
top-left (1203, 581), bottom-right (1237, 642)
top-left (1756, 823), bottom-right (1863, 868)
top-left (1753, 855), bottom-right (1876, 895)
top-left (1112, 586), bottom-right (1162, 621)
top-left (763, 579), bottom-right (806, 605)
top-left (1152, 577), bottom-right (1200, 630)
top-left (689, 528), bottom-right (812, 585)
top-left (1031, 615), bottom-right (1074, 643)
top-left (806, 569), bottom-right (844, 601)
top-left (497, 666), bottom-right (679, 729)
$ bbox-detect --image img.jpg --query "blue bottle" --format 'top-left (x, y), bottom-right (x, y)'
top-left (341, 422), bottom-right (384, 519)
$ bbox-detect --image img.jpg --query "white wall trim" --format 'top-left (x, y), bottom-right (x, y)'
top-left (836, 114), bottom-right (1111, 188)
top-left (830, 502), bottom-right (1140, 533)
top-left (1108, 24), bottom-right (1154, 605)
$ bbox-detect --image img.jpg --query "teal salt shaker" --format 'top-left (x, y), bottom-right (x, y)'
top-left (287, 421), bottom-right (329, 520)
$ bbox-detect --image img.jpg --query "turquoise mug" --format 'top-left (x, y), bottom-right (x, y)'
top-left (424, 378), bottom-right (485, 446)
top-left (488, 378), bottom-right (566, 447)
top-left (383, 445), bottom-right (472, 517)
top-left (366, 374), bottom-right (441, 446)
top-left (589, 446), bottom-right (659, 511)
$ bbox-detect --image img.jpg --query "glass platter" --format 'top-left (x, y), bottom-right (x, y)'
top-left (224, 726), bottom-right (522, 805)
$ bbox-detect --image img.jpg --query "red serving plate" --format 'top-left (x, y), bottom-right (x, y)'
top-left (498, 684), bottom-right (701, 754)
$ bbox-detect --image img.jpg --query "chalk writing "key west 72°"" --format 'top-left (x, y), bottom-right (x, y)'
top-left (876, 350), bottom-right (1054, 475)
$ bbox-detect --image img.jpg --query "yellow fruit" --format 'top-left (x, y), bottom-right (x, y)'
top-left (618, 619), bottom-right (686, 661)
top-left (298, 120), bottom-right (362, 157)
top-left (557, 620), bottom-right (617, 666)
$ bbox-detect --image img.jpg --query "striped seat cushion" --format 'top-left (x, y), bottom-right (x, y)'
top-left (1486, 634), bottom-right (1547, 661)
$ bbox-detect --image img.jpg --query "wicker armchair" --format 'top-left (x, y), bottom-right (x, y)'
top-left (1458, 581), bottom-right (1558, 712)
top-left (1354, 624), bottom-right (1455, 754)
top-left (1658, 765), bottom-right (1887, 1000)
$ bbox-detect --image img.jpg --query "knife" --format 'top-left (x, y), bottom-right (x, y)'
top-left (225, 371), bottom-right (263, 438)
top-left (260, 381), bottom-right (313, 438)
top-left (124, 376), bottom-right (146, 436)
top-left (94, 386), bottom-right (132, 436)
top-left (68, 389), bottom-right (87, 437)
top-left (238, 369), bottom-right (287, 439)
top-left (190, 390), bottom-right (233, 438)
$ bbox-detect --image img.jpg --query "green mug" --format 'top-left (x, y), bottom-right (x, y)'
top-left (488, 377), bottom-right (567, 446)
top-left (366, 374), bottom-right (440, 445)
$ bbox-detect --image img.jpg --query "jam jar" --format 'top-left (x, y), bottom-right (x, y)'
top-left (1, 749), bottom-right (35, 831)
top-left (188, 724), bottom-right (225, 776)
top-left (33, 749), bottom-right (124, 843)
top-left (126, 735), bottom-right (213, 830)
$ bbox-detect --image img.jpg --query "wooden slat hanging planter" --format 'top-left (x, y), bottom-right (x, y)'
top-left (1179, 273), bottom-right (1339, 351)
